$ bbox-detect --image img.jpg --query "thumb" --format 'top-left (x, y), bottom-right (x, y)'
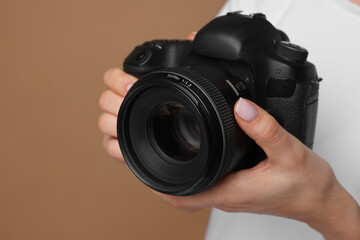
top-left (233, 98), bottom-right (299, 160)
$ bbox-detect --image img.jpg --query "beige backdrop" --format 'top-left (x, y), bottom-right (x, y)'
top-left (0, 0), bottom-right (226, 239)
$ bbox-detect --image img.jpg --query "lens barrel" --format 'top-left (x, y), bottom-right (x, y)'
top-left (117, 69), bottom-right (247, 196)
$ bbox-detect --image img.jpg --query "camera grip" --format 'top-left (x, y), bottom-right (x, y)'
top-left (267, 81), bottom-right (319, 148)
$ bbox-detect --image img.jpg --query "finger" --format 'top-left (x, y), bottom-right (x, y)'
top-left (233, 98), bottom-right (302, 160)
top-left (150, 189), bottom-right (198, 211)
top-left (103, 135), bottom-right (124, 163)
top-left (98, 113), bottom-right (117, 137)
top-left (103, 67), bottom-right (137, 97)
top-left (151, 172), bottom-right (240, 209)
top-left (153, 189), bottom-right (216, 209)
top-left (99, 90), bottom-right (123, 116)
top-left (186, 32), bottom-right (197, 40)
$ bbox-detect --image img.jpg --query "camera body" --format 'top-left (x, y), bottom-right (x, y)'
top-left (118, 12), bottom-right (321, 196)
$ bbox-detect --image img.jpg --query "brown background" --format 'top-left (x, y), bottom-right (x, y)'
top-left (0, 0), bottom-right (225, 239)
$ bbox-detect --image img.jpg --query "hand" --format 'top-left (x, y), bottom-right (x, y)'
top-left (153, 98), bottom-right (360, 240)
top-left (98, 68), bottom-right (137, 163)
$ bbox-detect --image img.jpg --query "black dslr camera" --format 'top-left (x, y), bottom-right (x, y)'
top-left (117, 12), bottom-right (321, 196)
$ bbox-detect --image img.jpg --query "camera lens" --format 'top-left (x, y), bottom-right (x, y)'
top-left (117, 69), bottom-right (249, 196)
top-left (150, 102), bottom-right (201, 162)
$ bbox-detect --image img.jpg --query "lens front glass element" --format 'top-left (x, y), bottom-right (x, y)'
top-left (150, 102), bottom-right (201, 162)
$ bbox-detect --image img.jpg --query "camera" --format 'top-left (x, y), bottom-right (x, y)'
top-left (117, 12), bottom-right (321, 196)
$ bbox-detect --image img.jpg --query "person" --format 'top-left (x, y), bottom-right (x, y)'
top-left (98, 0), bottom-right (360, 239)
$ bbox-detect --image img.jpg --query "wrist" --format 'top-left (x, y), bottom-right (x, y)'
top-left (306, 181), bottom-right (360, 240)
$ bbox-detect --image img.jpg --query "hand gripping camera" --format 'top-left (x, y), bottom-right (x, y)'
top-left (117, 12), bottom-right (321, 196)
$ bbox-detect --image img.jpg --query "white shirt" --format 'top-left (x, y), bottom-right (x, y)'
top-left (206, 0), bottom-right (360, 239)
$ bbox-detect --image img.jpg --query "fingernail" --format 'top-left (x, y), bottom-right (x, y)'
top-left (104, 68), bottom-right (115, 81)
top-left (126, 83), bottom-right (133, 92)
top-left (235, 98), bottom-right (258, 122)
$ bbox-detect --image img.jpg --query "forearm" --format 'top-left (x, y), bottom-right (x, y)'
top-left (306, 181), bottom-right (360, 240)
